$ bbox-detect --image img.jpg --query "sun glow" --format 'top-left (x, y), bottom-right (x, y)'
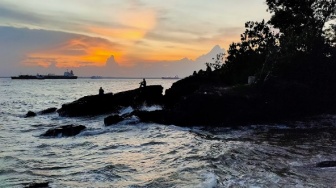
top-left (22, 37), bottom-right (122, 68)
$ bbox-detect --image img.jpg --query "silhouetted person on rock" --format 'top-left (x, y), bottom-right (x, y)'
top-left (139, 78), bottom-right (146, 88)
top-left (99, 87), bottom-right (104, 95)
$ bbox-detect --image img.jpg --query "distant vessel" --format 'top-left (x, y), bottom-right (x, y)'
top-left (11, 70), bottom-right (77, 79)
top-left (162, 75), bottom-right (179, 79)
top-left (91, 76), bottom-right (103, 79)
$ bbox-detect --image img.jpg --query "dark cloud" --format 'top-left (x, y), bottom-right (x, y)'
top-left (0, 2), bottom-right (130, 35)
top-left (0, 6), bottom-right (44, 24)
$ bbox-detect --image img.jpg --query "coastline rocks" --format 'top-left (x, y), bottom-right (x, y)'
top-left (135, 78), bottom-right (336, 127)
top-left (136, 86), bottom-right (266, 126)
top-left (40, 107), bottom-right (57, 114)
top-left (24, 181), bottom-right (49, 188)
top-left (41, 124), bottom-right (86, 137)
top-left (316, 161), bottom-right (336, 168)
top-left (25, 107), bottom-right (57, 118)
top-left (56, 73), bottom-right (336, 127)
top-left (104, 115), bottom-right (124, 126)
top-left (25, 111), bottom-right (36, 118)
top-left (57, 85), bottom-right (163, 117)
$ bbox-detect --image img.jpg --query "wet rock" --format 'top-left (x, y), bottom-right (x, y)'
top-left (137, 76), bottom-right (336, 127)
top-left (24, 181), bottom-right (49, 188)
top-left (135, 89), bottom-right (266, 127)
top-left (41, 124), bottom-right (86, 137)
top-left (25, 111), bottom-right (36, 118)
top-left (316, 161), bottom-right (336, 168)
top-left (39, 107), bottom-right (57, 114)
top-left (57, 85), bottom-right (163, 117)
top-left (104, 115), bottom-right (124, 126)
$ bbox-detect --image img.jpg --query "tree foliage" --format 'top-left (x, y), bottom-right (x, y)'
top-left (223, 20), bottom-right (279, 85)
top-left (219, 0), bottom-right (336, 86)
top-left (266, 0), bottom-right (336, 55)
top-left (206, 52), bottom-right (225, 71)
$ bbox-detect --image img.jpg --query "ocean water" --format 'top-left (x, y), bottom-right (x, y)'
top-left (1, 78), bottom-right (336, 188)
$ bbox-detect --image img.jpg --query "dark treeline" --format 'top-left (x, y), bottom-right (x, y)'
top-left (200, 0), bottom-right (336, 87)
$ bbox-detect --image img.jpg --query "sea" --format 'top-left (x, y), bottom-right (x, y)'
top-left (1, 78), bottom-right (336, 188)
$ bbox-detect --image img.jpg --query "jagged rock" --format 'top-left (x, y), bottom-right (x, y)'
top-left (39, 107), bottom-right (57, 114)
top-left (24, 181), bottom-right (49, 188)
top-left (135, 87), bottom-right (264, 126)
top-left (104, 115), bottom-right (124, 126)
top-left (25, 111), bottom-right (36, 118)
top-left (41, 125), bottom-right (86, 137)
top-left (316, 161), bottom-right (336, 168)
top-left (136, 79), bottom-right (336, 127)
top-left (57, 85), bottom-right (163, 117)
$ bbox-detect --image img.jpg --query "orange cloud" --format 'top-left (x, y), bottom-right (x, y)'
top-left (22, 36), bottom-right (123, 68)
top-left (88, 8), bottom-right (156, 41)
top-left (89, 27), bottom-right (145, 41)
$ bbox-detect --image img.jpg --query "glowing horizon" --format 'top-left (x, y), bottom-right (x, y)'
top-left (0, 0), bottom-right (271, 77)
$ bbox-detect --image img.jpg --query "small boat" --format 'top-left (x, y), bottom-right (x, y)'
top-left (11, 70), bottom-right (78, 79)
top-left (91, 76), bottom-right (103, 79)
top-left (162, 75), bottom-right (179, 79)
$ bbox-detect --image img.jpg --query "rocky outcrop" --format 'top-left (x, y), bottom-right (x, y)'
top-left (41, 125), bottom-right (86, 137)
top-left (104, 115), bottom-right (124, 126)
top-left (40, 107), bottom-right (57, 114)
top-left (24, 181), bottom-right (49, 188)
top-left (25, 108), bottom-right (57, 118)
top-left (57, 85), bottom-right (163, 117)
top-left (55, 72), bottom-right (336, 127)
top-left (135, 77), bottom-right (336, 127)
top-left (25, 111), bottom-right (36, 118)
top-left (316, 161), bottom-right (336, 168)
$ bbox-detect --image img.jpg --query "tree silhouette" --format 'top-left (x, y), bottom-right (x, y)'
top-left (223, 20), bottom-right (279, 85)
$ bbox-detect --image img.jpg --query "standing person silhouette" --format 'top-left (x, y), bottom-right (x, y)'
top-left (99, 87), bottom-right (104, 95)
top-left (139, 78), bottom-right (146, 88)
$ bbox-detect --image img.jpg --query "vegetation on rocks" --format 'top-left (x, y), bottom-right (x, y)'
top-left (159, 0), bottom-right (336, 126)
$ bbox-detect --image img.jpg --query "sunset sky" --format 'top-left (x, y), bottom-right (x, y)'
top-left (0, 0), bottom-right (271, 77)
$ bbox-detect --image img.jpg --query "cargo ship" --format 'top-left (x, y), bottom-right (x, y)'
top-left (11, 70), bottom-right (77, 79)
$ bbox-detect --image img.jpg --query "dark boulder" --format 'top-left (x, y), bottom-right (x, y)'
top-left (316, 161), bottom-right (336, 168)
top-left (104, 115), bottom-right (124, 126)
top-left (24, 181), bottom-right (49, 188)
top-left (25, 111), bottom-right (36, 118)
top-left (41, 125), bottom-right (86, 137)
top-left (39, 107), bottom-right (57, 114)
top-left (57, 85), bottom-right (163, 117)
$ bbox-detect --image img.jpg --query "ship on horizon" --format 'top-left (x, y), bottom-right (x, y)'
top-left (161, 75), bottom-right (179, 79)
top-left (91, 76), bottom-right (103, 79)
top-left (11, 70), bottom-right (77, 79)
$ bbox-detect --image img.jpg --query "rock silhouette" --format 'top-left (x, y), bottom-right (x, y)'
top-left (41, 125), bottom-right (86, 137)
top-left (39, 107), bottom-right (57, 114)
top-left (25, 111), bottom-right (36, 118)
top-left (57, 85), bottom-right (163, 117)
top-left (104, 115), bottom-right (124, 126)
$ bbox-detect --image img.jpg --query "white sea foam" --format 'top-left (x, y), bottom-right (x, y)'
top-left (119, 106), bottom-right (134, 116)
top-left (199, 172), bottom-right (217, 188)
top-left (77, 129), bottom-right (108, 137)
top-left (140, 105), bottom-right (162, 112)
top-left (121, 115), bottom-right (139, 124)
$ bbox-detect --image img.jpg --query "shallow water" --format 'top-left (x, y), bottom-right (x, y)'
top-left (1, 78), bottom-right (336, 188)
